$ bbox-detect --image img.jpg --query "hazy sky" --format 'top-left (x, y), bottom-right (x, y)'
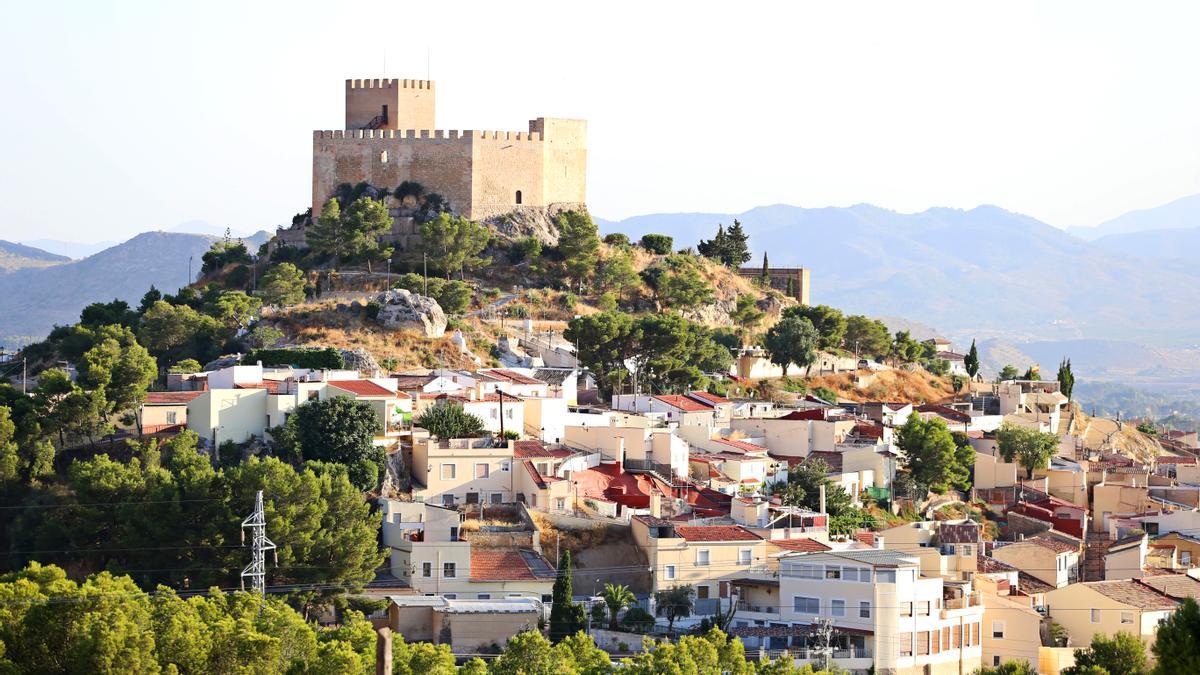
top-left (2, 1), bottom-right (1198, 243)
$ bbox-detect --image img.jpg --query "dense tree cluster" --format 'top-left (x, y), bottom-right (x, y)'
top-left (5, 431), bottom-right (385, 600)
top-left (895, 415), bottom-right (974, 494)
top-left (696, 220), bottom-right (751, 268)
top-left (996, 423), bottom-right (1059, 479)
top-left (565, 311), bottom-right (733, 396)
top-left (391, 272), bottom-right (472, 314)
top-left (308, 196), bottom-right (395, 271)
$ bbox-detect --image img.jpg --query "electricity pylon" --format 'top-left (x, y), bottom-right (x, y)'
top-left (240, 490), bottom-right (277, 594)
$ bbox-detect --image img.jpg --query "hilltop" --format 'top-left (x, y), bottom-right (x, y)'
top-left (0, 240), bottom-right (69, 273)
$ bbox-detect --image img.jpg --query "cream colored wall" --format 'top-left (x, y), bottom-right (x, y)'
top-left (412, 442), bottom-right (515, 503)
top-left (642, 535), bottom-right (767, 595)
top-left (345, 78), bottom-right (435, 131)
top-left (1045, 584), bottom-right (1166, 651)
top-left (389, 605), bottom-right (436, 643)
top-left (982, 594), bottom-right (1042, 669)
top-left (1093, 484), bottom-right (1155, 533)
top-left (1041, 469), bottom-right (1088, 507)
top-left (563, 424), bottom-right (648, 459)
top-left (1105, 542), bottom-right (1146, 580)
top-left (142, 404), bottom-right (187, 428)
top-left (992, 543), bottom-right (1073, 588)
top-left (443, 610), bottom-right (540, 652)
top-left (974, 452), bottom-right (1018, 490)
top-left (186, 389), bottom-right (269, 445)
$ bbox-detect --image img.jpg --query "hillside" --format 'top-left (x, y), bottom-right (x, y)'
top-left (0, 232), bottom-right (217, 345)
top-left (1091, 225), bottom-right (1200, 261)
top-left (598, 203), bottom-right (1200, 345)
top-left (806, 369), bottom-right (955, 405)
top-left (0, 240), bottom-right (69, 273)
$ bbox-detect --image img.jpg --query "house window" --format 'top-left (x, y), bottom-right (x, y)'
top-left (165, 411), bottom-right (178, 424)
top-left (307, 390), bottom-right (319, 401)
top-left (899, 633), bottom-right (913, 657)
top-left (952, 625), bottom-right (961, 648)
top-left (441, 464), bottom-right (456, 480)
top-left (421, 562), bottom-right (432, 577)
top-left (901, 602), bottom-right (913, 617)
top-left (793, 564), bottom-right (822, 579)
top-left (515, 190), bottom-right (522, 205)
top-left (443, 562), bottom-right (456, 578)
top-left (491, 408), bottom-right (498, 419)
top-left (475, 463), bottom-right (490, 479)
top-left (917, 600), bottom-right (930, 616)
top-left (793, 596), bottom-right (819, 615)
top-left (994, 656), bottom-right (1002, 667)
top-left (506, 407), bottom-right (513, 419)
top-left (739, 548), bottom-right (753, 565)
top-left (960, 544), bottom-right (973, 557)
top-left (992, 620), bottom-right (1005, 639)
top-left (831, 599), bottom-right (846, 617)
top-left (696, 549), bottom-right (711, 566)
top-left (972, 623), bottom-right (980, 646)
top-left (380, 150), bottom-right (388, 163)
top-left (825, 565), bottom-right (842, 580)
top-left (1091, 609), bottom-right (1102, 623)
top-left (443, 593), bottom-right (456, 599)
top-left (556, 498), bottom-right (566, 511)
top-left (501, 460), bottom-right (510, 472)
top-left (441, 494), bottom-right (455, 506)
top-left (465, 492), bottom-right (479, 504)
top-left (664, 565), bottom-right (677, 580)
top-left (530, 494), bottom-right (537, 507)
top-left (1121, 611), bottom-right (1134, 624)
top-left (1183, 551), bottom-right (1192, 565)
top-left (917, 631), bottom-right (930, 656)
top-left (942, 627), bottom-right (950, 650)
top-left (931, 629), bottom-right (940, 654)
top-left (859, 601), bottom-right (871, 618)
top-left (876, 569), bottom-right (897, 583)
top-left (478, 593), bottom-right (491, 599)
top-left (696, 585), bottom-right (710, 599)
top-left (943, 544), bottom-right (957, 555)
top-left (450, 527), bottom-right (460, 542)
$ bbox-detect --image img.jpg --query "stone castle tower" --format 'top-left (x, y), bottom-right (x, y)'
top-left (308, 78), bottom-right (587, 241)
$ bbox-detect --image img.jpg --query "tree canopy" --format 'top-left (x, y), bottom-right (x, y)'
top-left (996, 423), bottom-right (1059, 479)
top-left (1064, 631), bottom-right (1148, 675)
top-left (763, 315), bottom-right (818, 377)
top-left (556, 211), bottom-right (601, 291)
top-left (697, 220), bottom-right (751, 268)
top-left (783, 305), bottom-right (846, 352)
top-left (286, 396), bottom-right (385, 491)
top-left (259, 262), bottom-right (307, 307)
top-left (1152, 597), bottom-right (1200, 674)
top-left (414, 403), bottom-right (486, 440)
top-left (896, 415), bottom-right (973, 493)
top-left (419, 213), bottom-right (491, 279)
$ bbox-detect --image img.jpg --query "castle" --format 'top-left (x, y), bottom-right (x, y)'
top-left (279, 78), bottom-right (587, 251)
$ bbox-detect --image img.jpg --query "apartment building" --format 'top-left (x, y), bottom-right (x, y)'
top-left (761, 549), bottom-right (983, 674)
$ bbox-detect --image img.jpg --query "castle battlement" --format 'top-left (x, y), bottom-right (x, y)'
top-left (313, 77), bottom-right (586, 226)
top-left (347, 78), bottom-right (435, 90)
top-left (313, 129), bottom-right (545, 142)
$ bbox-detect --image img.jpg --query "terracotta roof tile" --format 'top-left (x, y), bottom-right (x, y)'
top-left (485, 369), bottom-right (544, 385)
top-left (688, 391), bottom-right (730, 405)
top-left (977, 555), bottom-right (1017, 574)
top-left (513, 440), bottom-right (555, 458)
top-left (1136, 574), bottom-right (1200, 600)
top-left (1083, 580), bottom-right (1179, 610)
top-left (768, 538), bottom-right (831, 553)
top-left (939, 522), bottom-right (981, 544)
top-left (673, 525), bottom-right (761, 542)
top-left (470, 549), bottom-right (557, 581)
top-left (653, 395), bottom-right (711, 413)
top-left (714, 438), bottom-right (767, 455)
top-left (328, 380), bottom-right (394, 397)
top-left (144, 391), bottom-right (203, 405)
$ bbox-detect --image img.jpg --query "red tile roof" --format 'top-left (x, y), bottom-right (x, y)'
top-left (714, 437), bottom-right (767, 455)
top-left (514, 440), bottom-right (555, 458)
top-left (144, 391), bottom-right (202, 405)
top-left (674, 525), bottom-right (761, 542)
top-left (939, 522), bottom-right (981, 544)
top-left (328, 380), bottom-right (395, 397)
top-left (805, 451), bottom-right (844, 473)
top-left (653, 395), bottom-right (711, 413)
top-left (235, 380), bottom-right (283, 393)
top-left (470, 549), bottom-right (557, 581)
top-left (688, 391), bottom-right (730, 405)
top-left (1024, 535), bottom-right (1079, 554)
top-left (854, 532), bottom-right (877, 547)
top-left (1083, 580), bottom-right (1179, 610)
top-left (768, 538), bottom-right (831, 553)
top-left (485, 369), bottom-right (545, 385)
top-left (1156, 456), bottom-right (1197, 465)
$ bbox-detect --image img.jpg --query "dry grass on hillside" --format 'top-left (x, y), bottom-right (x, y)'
top-left (807, 368), bottom-right (955, 405)
top-left (264, 301), bottom-right (477, 372)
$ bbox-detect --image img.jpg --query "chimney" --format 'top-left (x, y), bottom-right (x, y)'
top-left (819, 484), bottom-right (826, 515)
top-left (375, 626), bottom-right (393, 675)
top-left (876, 535), bottom-right (885, 550)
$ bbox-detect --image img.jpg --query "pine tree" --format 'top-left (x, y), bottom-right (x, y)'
top-left (548, 550), bottom-right (585, 642)
top-left (723, 219), bottom-right (751, 267)
top-left (697, 224), bottom-right (728, 262)
top-left (965, 339), bottom-right (980, 379)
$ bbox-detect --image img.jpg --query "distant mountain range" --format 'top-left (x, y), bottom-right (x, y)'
top-left (1067, 193), bottom-right (1200, 241)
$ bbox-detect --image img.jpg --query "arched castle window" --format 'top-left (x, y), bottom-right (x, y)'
top-left (380, 150), bottom-right (388, 163)
top-left (515, 190), bottom-right (522, 205)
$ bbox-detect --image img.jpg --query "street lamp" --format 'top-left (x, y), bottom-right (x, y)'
top-left (386, 257), bottom-right (392, 288)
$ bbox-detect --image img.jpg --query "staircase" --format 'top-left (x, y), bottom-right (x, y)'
top-left (362, 114), bottom-right (387, 130)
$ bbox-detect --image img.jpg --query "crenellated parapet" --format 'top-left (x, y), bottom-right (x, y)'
top-left (313, 129), bottom-right (545, 142)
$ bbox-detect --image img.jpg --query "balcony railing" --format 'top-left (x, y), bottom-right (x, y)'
top-left (736, 601), bottom-right (779, 614)
top-left (764, 647), bottom-right (872, 660)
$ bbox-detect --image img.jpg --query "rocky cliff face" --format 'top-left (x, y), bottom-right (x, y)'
top-left (481, 203), bottom-right (587, 246)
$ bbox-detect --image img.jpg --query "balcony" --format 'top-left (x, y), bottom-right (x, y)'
top-left (736, 601), bottom-right (779, 614)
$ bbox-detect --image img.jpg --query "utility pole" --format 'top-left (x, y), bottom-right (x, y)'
top-left (386, 257), bottom-right (392, 288)
top-left (423, 252), bottom-right (428, 295)
top-left (22, 357), bottom-right (27, 396)
top-left (240, 490), bottom-right (277, 594)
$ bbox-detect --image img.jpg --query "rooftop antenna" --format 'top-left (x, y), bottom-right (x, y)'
top-left (240, 490), bottom-right (277, 594)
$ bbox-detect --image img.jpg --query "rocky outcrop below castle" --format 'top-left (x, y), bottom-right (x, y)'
top-left (375, 288), bottom-right (447, 337)
top-left (482, 203), bottom-right (588, 246)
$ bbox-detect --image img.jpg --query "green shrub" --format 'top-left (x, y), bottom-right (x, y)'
top-left (640, 233), bottom-right (673, 254)
top-left (508, 303), bottom-right (529, 319)
top-left (603, 233), bottom-right (630, 247)
top-left (561, 292), bottom-right (578, 308)
top-left (244, 347), bottom-right (344, 369)
top-left (596, 292), bottom-right (618, 311)
top-left (509, 236), bottom-right (543, 263)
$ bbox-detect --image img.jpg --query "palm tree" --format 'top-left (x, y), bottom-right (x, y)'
top-left (601, 582), bottom-right (637, 630)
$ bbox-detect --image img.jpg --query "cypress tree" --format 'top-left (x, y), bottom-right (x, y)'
top-left (760, 251), bottom-right (770, 285)
top-left (965, 339), bottom-right (980, 379)
top-left (724, 219), bottom-right (752, 267)
top-left (548, 549), bottom-right (585, 642)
